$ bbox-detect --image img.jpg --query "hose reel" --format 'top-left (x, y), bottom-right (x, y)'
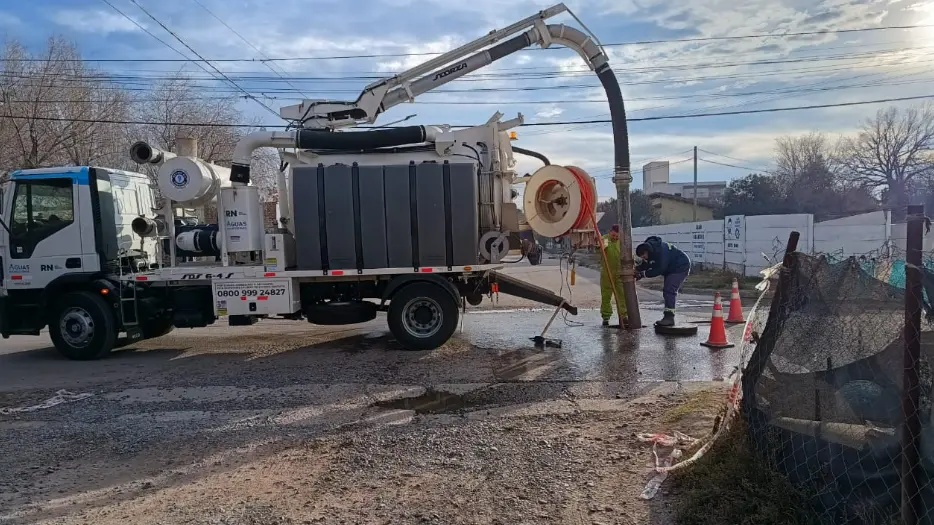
top-left (523, 165), bottom-right (598, 238)
top-left (479, 230), bottom-right (511, 263)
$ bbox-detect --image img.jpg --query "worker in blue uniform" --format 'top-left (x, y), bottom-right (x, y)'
top-left (635, 236), bottom-right (692, 327)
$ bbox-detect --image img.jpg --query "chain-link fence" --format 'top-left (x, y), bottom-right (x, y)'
top-left (739, 206), bottom-right (933, 524)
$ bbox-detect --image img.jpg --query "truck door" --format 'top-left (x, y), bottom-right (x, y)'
top-left (5, 175), bottom-right (87, 289)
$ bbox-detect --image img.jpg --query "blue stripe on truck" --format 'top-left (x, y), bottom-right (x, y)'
top-left (10, 166), bottom-right (91, 185)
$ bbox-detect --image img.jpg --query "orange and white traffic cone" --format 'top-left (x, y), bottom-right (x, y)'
top-left (701, 292), bottom-right (735, 349)
top-left (725, 278), bottom-right (745, 324)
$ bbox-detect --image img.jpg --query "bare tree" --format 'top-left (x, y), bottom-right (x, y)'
top-left (0, 37), bottom-right (130, 173)
top-left (837, 103), bottom-right (934, 221)
top-left (773, 132), bottom-right (848, 216)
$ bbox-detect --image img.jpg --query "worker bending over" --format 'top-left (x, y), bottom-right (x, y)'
top-left (635, 236), bottom-right (691, 327)
top-left (600, 225), bottom-right (627, 327)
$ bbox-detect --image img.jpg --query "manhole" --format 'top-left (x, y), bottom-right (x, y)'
top-left (372, 390), bottom-right (476, 414)
top-left (654, 324), bottom-right (699, 336)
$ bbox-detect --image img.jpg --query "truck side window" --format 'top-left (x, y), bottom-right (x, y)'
top-left (10, 178), bottom-right (75, 259)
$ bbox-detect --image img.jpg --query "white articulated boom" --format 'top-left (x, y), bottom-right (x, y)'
top-left (278, 4), bottom-right (591, 130)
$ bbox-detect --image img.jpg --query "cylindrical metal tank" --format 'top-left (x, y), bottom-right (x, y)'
top-left (220, 186), bottom-right (264, 253)
top-left (157, 157), bottom-right (231, 207)
top-left (176, 228), bottom-right (220, 256)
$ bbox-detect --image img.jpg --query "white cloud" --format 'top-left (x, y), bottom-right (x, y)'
top-left (49, 9), bottom-right (141, 35)
top-left (535, 105), bottom-right (564, 119)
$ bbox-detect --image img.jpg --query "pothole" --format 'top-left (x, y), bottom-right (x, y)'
top-left (372, 390), bottom-right (478, 414)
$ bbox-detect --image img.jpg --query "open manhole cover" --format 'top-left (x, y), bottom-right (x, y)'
top-left (372, 390), bottom-right (478, 414)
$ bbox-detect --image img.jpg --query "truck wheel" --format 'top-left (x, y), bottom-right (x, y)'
top-left (387, 282), bottom-right (459, 351)
top-left (50, 291), bottom-right (118, 361)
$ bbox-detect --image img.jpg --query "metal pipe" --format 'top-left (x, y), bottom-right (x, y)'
top-left (230, 131), bottom-right (297, 185)
top-left (176, 136), bottom-right (198, 157)
top-left (131, 216), bottom-right (166, 238)
top-left (277, 165), bottom-right (292, 234)
top-left (129, 140), bottom-right (176, 165)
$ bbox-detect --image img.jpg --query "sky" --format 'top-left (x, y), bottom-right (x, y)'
top-left (1, 0), bottom-right (933, 202)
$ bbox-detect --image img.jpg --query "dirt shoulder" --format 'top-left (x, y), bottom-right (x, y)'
top-left (2, 381), bottom-right (728, 525)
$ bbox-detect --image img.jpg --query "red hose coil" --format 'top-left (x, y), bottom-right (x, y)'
top-left (566, 166), bottom-right (597, 232)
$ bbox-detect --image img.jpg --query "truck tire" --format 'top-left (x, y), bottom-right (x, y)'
top-left (387, 282), bottom-right (459, 351)
top-left (49, 291), bottom-right (118, 361)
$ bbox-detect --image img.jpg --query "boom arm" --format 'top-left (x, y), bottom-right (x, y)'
top-left (280, 3), bottom-right (600, 129)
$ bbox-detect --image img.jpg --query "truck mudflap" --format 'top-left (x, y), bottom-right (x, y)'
top-left (488, 271), bottom-right (578, 315)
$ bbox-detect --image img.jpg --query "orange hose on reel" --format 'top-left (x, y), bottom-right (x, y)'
top-left (567, 166), bottom-right (597, 232)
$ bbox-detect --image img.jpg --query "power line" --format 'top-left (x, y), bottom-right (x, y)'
top-left (5, 55), bottom-right (928, 98)
top-left (8, 77), bottom-right (930, 106)
top-left (98, 0), bottom-right (220, 81)
top-left (189, 0), bottom-right (310, 99)
top-left (6, 44), bottom-right (929, 80)
top-left (699, 157), bottom-right (770, 172)
top-left (698, 148), bottom-right (771, 167)
top-left (518, 94), bottom-right (934, 126)
top-left (6, 23), bottom-right (931, 63)
top-left (4, 94), bottom-right (931, 128)
top-left (126, 0), bottom-right (281, 119)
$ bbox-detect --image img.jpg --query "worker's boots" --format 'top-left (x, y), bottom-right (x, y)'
top-left (656, 311), bottom-right (675, 327)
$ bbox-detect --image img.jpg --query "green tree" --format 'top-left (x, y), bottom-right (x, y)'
top-left (722, 174), bottom-right (783, 216)
top-left (597, 190), bottom-right (659, 229)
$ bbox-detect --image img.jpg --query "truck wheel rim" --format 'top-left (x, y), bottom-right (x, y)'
top-left (402, 298), bottom-right (442, 338)
top-left (61, 307), bottom-right (94, 348)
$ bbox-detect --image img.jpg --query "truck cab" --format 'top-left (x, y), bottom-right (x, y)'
top-left (0, 166), bottom-right (160, 358)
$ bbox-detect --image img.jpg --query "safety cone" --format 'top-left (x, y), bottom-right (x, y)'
top-left (701, 292), bottom-right (735, 349)
top-left (725, 278), bottom-right (745, 324)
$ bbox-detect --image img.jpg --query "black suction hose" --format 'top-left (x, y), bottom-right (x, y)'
top-left (297, 126), bottom-right (426, 150)
top-left (595, 66), bottom-right (631, 178)
top-left (512, 146), bottom-right (550, 166)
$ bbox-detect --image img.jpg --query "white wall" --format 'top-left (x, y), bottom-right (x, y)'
top-left (890, 221), bottom-right (934, 253)
top-left (744, 214), bottom-right (814, 277)
top-left (813, 211), bottom-right (890, 256)
top-left (630, 212), bottom-right (906, 277)
top-left (629, 211), bottom-right (934, 277)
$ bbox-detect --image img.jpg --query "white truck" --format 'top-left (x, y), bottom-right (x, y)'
top-left (0, 3), bottom-right (637, 360)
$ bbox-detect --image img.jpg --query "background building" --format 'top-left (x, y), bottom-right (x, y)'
top-left (648, 193), bottom-right (716, 225)
top-left (641, 161), bottom-right (727, 204)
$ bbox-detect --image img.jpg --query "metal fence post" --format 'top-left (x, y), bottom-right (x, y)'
top-left (902, 204), bottom-right (924, 525)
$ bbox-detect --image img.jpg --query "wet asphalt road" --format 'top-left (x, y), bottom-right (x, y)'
top-left (0, 261), bottom-right (755, 524)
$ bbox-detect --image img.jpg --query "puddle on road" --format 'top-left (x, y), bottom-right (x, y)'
top-left (372, 390), bottom-right (477, 414)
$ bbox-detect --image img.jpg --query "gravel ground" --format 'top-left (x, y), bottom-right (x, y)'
top-left (0, 264), bottom-right (732, 525)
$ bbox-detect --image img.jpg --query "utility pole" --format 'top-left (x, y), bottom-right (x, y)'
top-left (693, 146), bottom-right (698, 222)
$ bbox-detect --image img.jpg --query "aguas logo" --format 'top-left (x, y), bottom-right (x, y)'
top-left (170, 170), bottom-right (189, 188)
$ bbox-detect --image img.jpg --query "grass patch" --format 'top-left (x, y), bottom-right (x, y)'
top-left (661, 388), bottom-right (724, 425)
top-left (670, 419), bottom-right (821, 525)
